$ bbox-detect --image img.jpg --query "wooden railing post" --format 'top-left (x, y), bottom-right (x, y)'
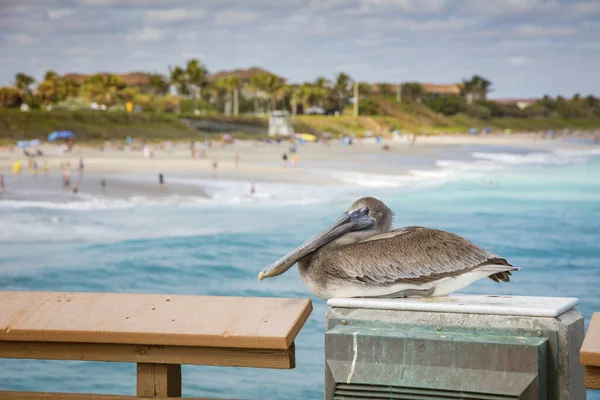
top-left (136, 363), bottom-right (182, 398)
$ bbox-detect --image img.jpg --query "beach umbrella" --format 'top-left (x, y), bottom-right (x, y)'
top-left (48, 130), bottom-right (74, 142)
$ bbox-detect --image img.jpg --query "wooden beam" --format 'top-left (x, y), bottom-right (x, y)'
top-left (0, 392), bottom-right (228, 400)
top-left (585, 365), bottom-right (600, 390)
top-left (137, 363), bottom-right (181, 397)
top-left (0, 292), bottom-right (312, 350)
top-left (581, 312), bottom-right (600, 367)
top-left (0, 341), bottom-right (295, 369)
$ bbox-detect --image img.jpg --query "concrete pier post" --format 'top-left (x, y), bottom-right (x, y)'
top-left (325, 295), bottom-right (585, 400)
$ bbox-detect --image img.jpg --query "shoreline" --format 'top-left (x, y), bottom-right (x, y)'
top-left (1, 134), bottom-right (598, 203)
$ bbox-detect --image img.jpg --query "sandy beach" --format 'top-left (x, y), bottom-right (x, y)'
top-left (0, 133), bottom-right (594, 202)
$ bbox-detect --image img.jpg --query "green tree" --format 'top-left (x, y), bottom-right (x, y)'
top-left (288, 84), bottom-right (301, 116)
top-left (251, 73), bottom-right (285, 111)
top-left (401, 82), bottom-right (424, 101)
top-left (169, 66), bottom-right (187, 95)
top-left (461, 75), bottom-right (492, 101)
top-left (149, 74), bottom-right (170, 95)
top-left (15, 72), bottom-right (35, 93)
top-left (82, 74), bottom-right (127, 106)
top-left (0, 86), bottom-right (23, 107)
top-left (299, 83), bottom-right (314, 111)
top-left (223, 75), bottom-right (242, 116)
top-left (378, 83), bottom-right (392, 95)
top-left (213, 77), bottom-right (230, 114)
top-left (333, 72), bottom-right (352, 111)
top-left (185, 58), bottom-right (208, 111)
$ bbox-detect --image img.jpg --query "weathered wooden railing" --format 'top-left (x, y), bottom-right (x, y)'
top-left (0, 291), bottom-right (312, 399)
top-left (581, 312), bottom-right (600, 390)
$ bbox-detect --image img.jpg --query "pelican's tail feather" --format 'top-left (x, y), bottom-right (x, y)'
top-left (476, 259), bottom-right (519, 283)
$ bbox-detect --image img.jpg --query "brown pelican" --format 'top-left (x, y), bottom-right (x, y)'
top-left (258, 197), bottom-right (517, 300)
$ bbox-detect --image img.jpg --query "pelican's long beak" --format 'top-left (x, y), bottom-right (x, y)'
top-left (258, 208), bottom-right (373, 281)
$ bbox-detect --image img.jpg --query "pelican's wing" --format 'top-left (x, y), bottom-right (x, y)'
top-left (329, 226), bottom-right (515, 284)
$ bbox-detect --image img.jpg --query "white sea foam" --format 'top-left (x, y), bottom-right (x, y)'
top-left (1, 147), bottom-right (598, 211)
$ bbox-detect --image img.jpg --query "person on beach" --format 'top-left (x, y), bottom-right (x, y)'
top-left (282, 153), bottom-right (288, 167)
top-left (100, 179), bottom-right (107, 196)
top-left (292, 153), bottom-right (298, 168)
top-left (44, 160), bottom-right (49, 175)
top-left (79, 158), bottom-right (84, 175)
top-left (211, 160), bottom-right (218, 176)
top-left (190, 140), bottom-right (196, 158)
top-left (12, 160), bottom-right (21, 176)
top-left (0, 174), bottom-right (4, 193)
top-left (250, 181), bottom-right (255, 197)
top-left (72, 183), bottom-right (79, 195)
top-left (62, 169), bottom-right (70, 191)
top-left (159, 173), bottom-right (164, 187)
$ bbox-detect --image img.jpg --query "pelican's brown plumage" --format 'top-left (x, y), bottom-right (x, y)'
top-left (258, 197), bottom-right (518, 300)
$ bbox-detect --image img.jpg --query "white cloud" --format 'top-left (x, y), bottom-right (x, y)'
top-left (127, 27), bottom-right (167, 43)
top-left (5, 33), bottom-right (36, 45)
top-left (507, 56), bottom-right (529, 66)
top-left (570, 1), bottom-right (600, 17)
top-left (514, 24), bottom-right (579, 37)
top-left (214, 10), bottom-right (260, 26)
top-left (66, 47), bottom-right (93, 56)
top-left (143, 8), bottom-right (204, 23)
top-left (47, 9), bottom-right (74, 20)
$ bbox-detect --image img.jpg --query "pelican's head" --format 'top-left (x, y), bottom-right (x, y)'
top-left (258, 197), bottom-right (393, 281)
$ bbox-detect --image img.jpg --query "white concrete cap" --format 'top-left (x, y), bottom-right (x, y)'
top-left (327, 294), bottom-right (579, 317)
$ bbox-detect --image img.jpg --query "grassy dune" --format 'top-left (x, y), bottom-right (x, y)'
top-left (1, 104), bottom-right (598, 145)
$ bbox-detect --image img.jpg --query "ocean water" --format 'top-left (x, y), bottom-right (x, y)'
top-left (1, 144), bottom-right (600, 399)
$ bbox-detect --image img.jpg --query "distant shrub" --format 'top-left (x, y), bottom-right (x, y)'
top-left (466, 104), bottom-right (492, 120)
top-left (427, 96), bottom-right (466, 116)
top-left (358, 98), bottom-right (382, 115)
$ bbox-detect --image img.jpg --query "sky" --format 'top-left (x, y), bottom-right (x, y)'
top-left (1, 0), bottom-right (599, 98)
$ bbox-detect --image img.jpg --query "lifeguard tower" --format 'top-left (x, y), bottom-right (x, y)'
top-left (268, 110), bottom-right (294, 137)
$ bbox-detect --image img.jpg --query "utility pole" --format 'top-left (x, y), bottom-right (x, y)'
top-left (396, 84), bottom-right (402, 103)
top-left (353, 80), bottom-right (359, 117)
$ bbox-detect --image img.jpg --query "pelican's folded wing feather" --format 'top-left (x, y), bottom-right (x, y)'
top-left (325, 226), bottom-right (515, 285)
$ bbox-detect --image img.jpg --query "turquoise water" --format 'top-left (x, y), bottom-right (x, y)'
top-left (1, 145), bottom-right (599, 399)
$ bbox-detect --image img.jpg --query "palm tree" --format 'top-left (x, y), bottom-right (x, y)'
top-left (251, 73), bottom-right (284, 112)
top-left (461, 75), bottom-right (492, 103)
top-left (333, 72), bottom-right (351, 112)
top-left (288, 85), bottom-right (301, 116)
top-left (300, 83), bottom-right (315, 111)
top-left (168, 66), bottom-right (186, 95)
top-left (185, 59), bottom-right (208, 111)
top-left (37, 70), bottom-right (60, 106)
top-left (213, 77), bottom-right (231, 115)
top-left (225, 75), bottom-right (242, 116)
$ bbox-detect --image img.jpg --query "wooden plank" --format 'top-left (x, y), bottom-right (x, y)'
top-left (0, 392), bottom-right (231, 400)
top-left (0, 291), bottom-right (312, 350)
top-left (585, 365), bottom-right (600, 390)
top-left (0, 341), bottom-right (295, 369)
top-left (136, 363), bottom-right (181, 397)
top-left (581, 312), bottom-right (600, 367)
